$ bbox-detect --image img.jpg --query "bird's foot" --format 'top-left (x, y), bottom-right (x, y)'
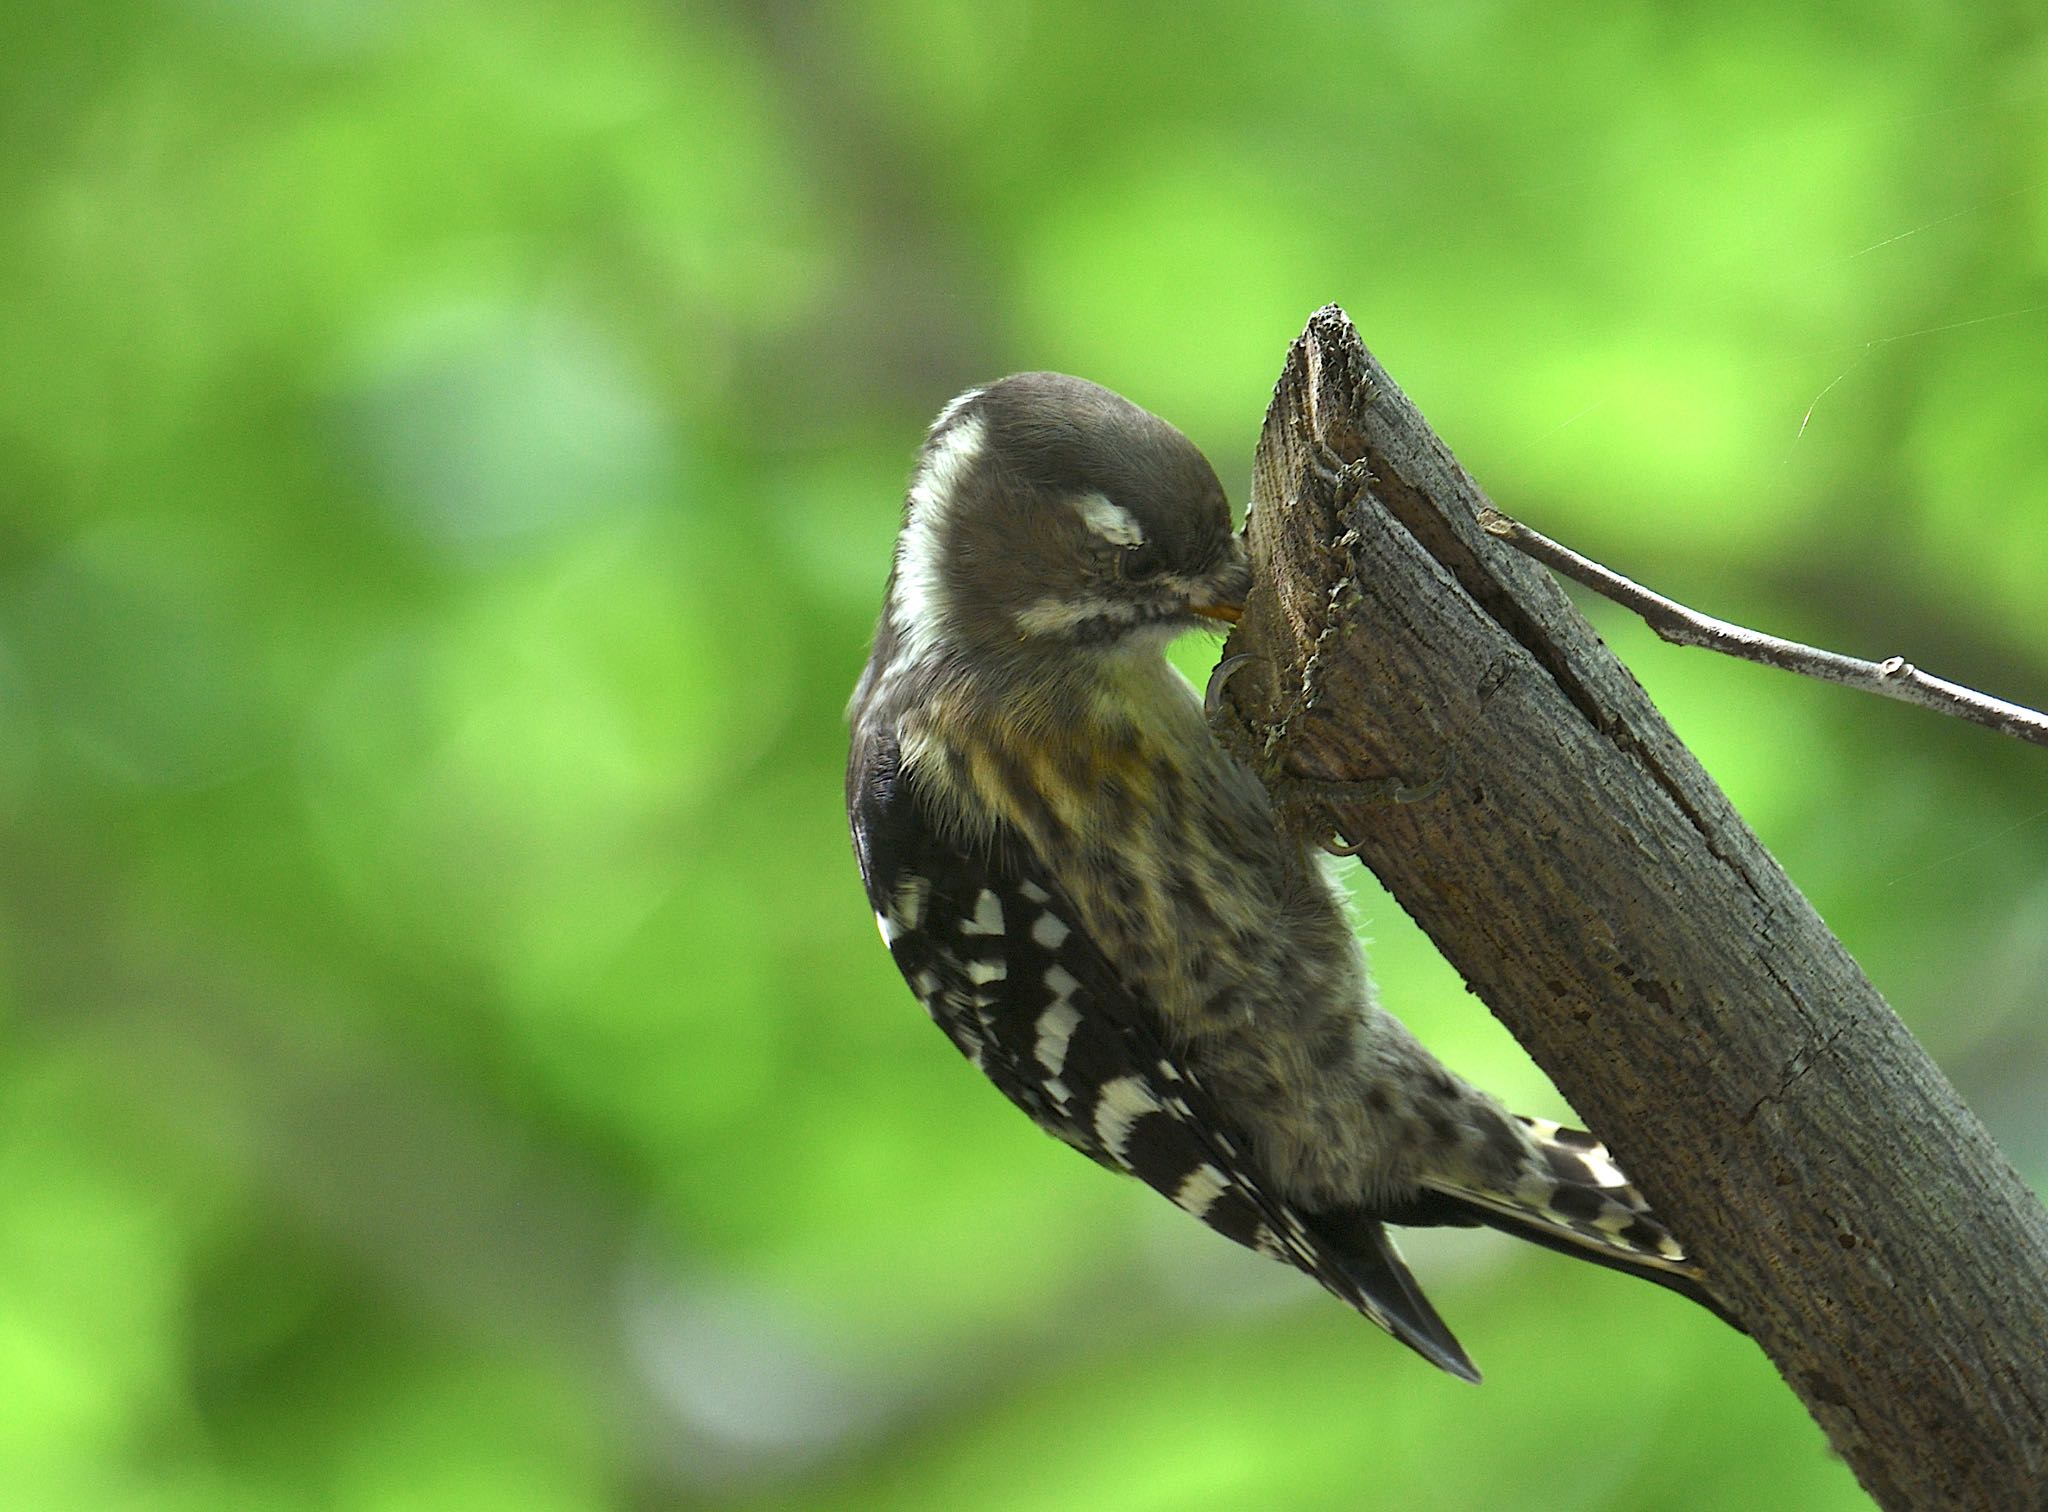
top-left (1270, 754), bottom-right (1458, 855)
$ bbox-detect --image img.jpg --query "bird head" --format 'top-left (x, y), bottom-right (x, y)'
top-left (885, 374), bottom-right (1249, 669)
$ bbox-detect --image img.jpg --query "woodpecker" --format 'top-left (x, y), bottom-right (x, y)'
top-left (846, 373), bottom-right (1725, 1380)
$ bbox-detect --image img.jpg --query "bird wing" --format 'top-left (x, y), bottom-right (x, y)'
top-left (850, 733), bottom-right (1481, 1381)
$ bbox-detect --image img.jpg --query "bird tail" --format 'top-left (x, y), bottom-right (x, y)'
top-left (1394, 1116), bottom-right (1742, 1329)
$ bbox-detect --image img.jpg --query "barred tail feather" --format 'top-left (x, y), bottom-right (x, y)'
top-left (1402, 1116), bottom-right (1745, 1332)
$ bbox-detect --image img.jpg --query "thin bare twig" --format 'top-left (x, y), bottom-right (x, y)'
top-left (1479, 508), bottom-right (2048, 749)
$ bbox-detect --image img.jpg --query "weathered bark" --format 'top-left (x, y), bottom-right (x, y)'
top-left (1216, 306), bottom-right (2048, 1510)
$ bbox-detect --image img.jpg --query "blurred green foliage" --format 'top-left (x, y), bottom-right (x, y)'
top-left (2, 1), bottom-right (2045, 1507)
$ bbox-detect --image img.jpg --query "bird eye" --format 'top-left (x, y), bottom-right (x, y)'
top-left (1117, 543), bottom-right (1163, 581)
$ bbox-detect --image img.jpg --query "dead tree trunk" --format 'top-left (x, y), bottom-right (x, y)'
top-left (1214, 306), bottom-right (2048, 1510)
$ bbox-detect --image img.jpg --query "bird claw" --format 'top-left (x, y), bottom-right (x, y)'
top-left (1204, 653), bottom-right (1263, 720)
top-left (1391, 748), bottom-right (1459, 805)
top-left (1288, 752), bottom-right (1459, 855)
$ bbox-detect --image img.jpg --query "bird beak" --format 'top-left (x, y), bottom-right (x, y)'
top-left (1190, 601), bottom-right (1243, 623)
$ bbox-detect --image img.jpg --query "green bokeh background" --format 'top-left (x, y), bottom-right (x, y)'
top-left (5, 3), bottom-right (2046, 1508)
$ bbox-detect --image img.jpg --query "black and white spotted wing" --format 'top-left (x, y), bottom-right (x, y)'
top-left (848, 735), bottom-right (1482, 1381)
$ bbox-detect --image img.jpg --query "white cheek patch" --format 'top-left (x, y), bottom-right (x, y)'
top-left (1073, 491), bottom-right (1145, 549)
top-left (1015, 595), bottom-right (1139, 637)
